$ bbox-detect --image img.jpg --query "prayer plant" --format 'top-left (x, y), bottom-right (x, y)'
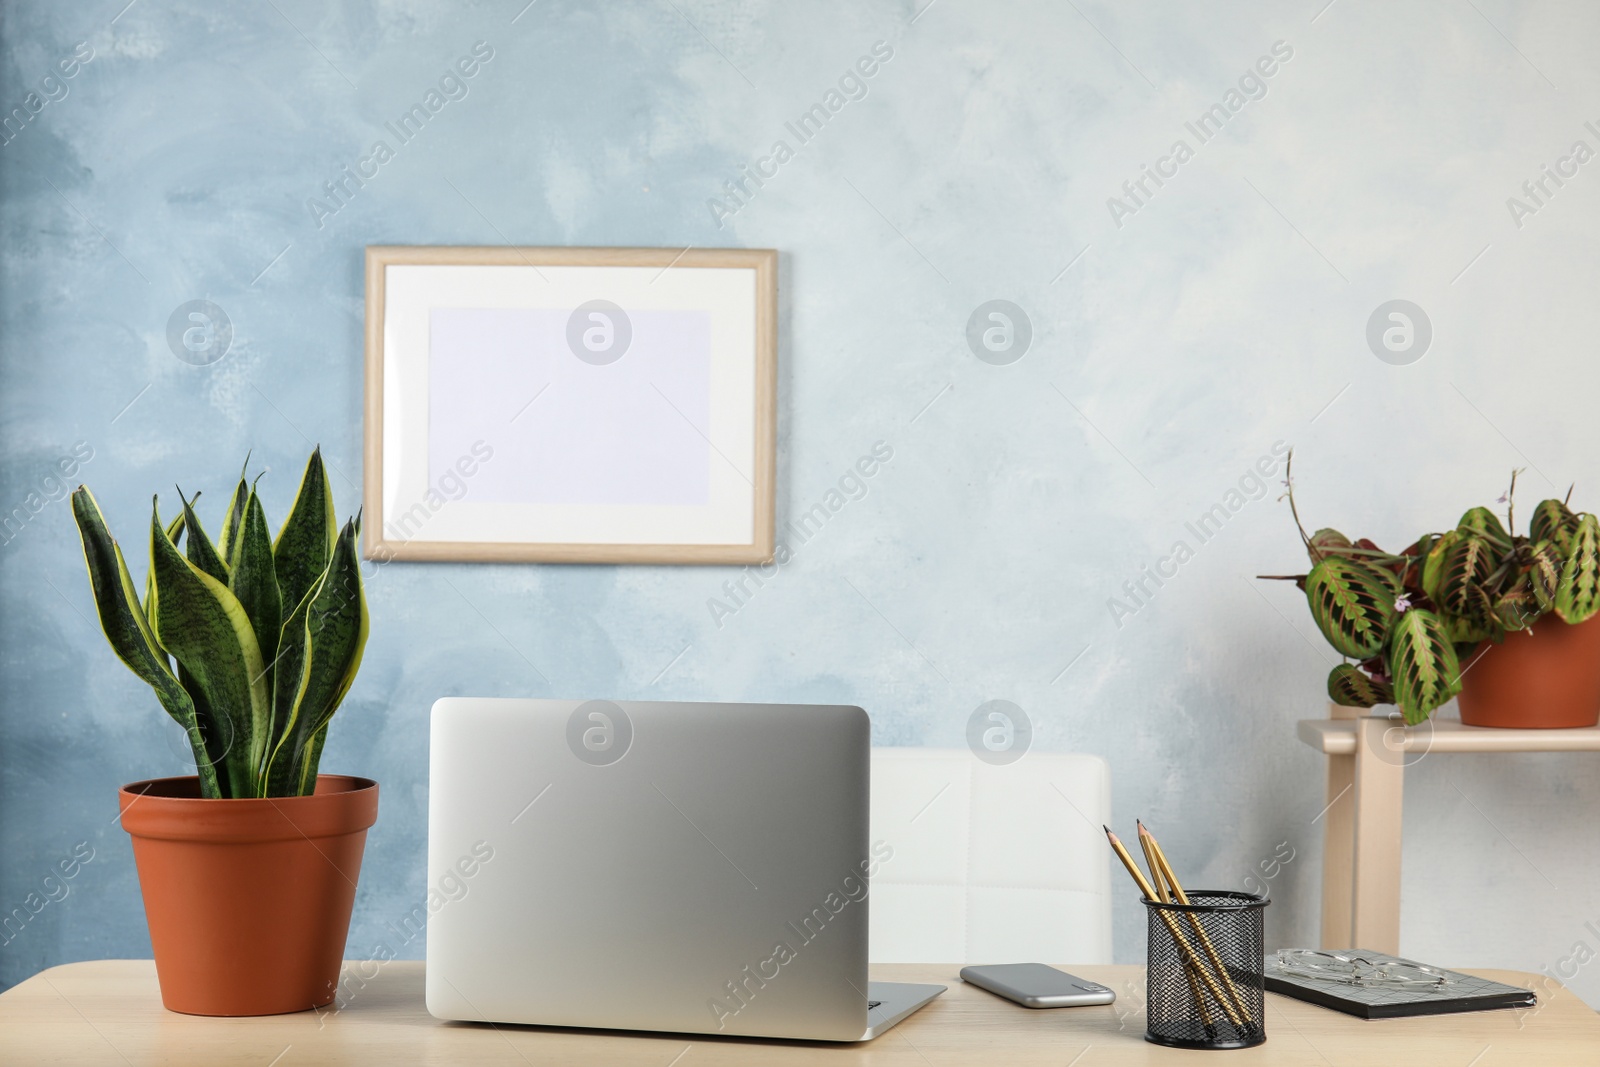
top-left (71, 448), bottom-right (367, 798)
top-left (1261, 458), bottom-right (1600, 725)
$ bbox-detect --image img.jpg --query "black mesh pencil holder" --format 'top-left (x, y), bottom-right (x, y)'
top-left (1143, 891), bottom-right (1268, 1050)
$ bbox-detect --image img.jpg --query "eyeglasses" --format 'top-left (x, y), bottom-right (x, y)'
top-left (1274, 949), bottom-right (1452, 989)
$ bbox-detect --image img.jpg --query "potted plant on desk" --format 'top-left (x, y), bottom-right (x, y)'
top-left (1261, 461), bottom-right (1600, 728)
top-left (71, 448), bottom-right (376, 1016)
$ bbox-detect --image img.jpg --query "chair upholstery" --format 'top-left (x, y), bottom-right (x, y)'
top-left (868, 748), bottom-right (1113, 964)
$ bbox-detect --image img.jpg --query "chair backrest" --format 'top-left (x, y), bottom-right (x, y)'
top-left (868, 748), bottom-right (1112, 964)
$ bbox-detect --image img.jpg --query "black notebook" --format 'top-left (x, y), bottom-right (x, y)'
top-left (1264, 951), bottom-right (1536, 1020)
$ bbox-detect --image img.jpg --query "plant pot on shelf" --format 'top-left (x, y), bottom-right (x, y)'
top-left (119, 774), bottom-right (379, 1017)
top-left (1456, 614), bottom-right (1600, 729)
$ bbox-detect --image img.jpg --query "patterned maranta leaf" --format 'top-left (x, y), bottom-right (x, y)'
top-left (1386, 608), bottom-right (1462, 726)
top-left (1327, 663), bottom-right (1393, 708)
top-left (1305, 557), bottom-right (1396, 659)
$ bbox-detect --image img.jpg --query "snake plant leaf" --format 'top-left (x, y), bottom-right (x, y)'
top-left (264, 578), bottom-right (316, 792)
top-left (174, 660), bottom-right (238, 798)
top-left (1386, 608), bottom-right (1462, 726)
top-left (1422, 530), bottom-right (1457, 603)
top-left (264, 518), bottom-right (367, 796)
top-left (273, 447), bottom-right (336, 624)
top-left (1457, 506), bottom-right (1512, 553)
top-left (1327, 663), bottom-right (1392, 708)
top-left (227, 488), bottom-right (284, 669)
top-left (217, 453), bottom-right (252, 561)
top-left (150, 501), bottom-right (271, 797)
top-left (179, 490), bottom-right (229, 584)
top-left (298, 722), bottom-right (330, 794)
top-left (1305, 557), bottom-right (1396, 659)
top-left (72, 489), bottom-right (222, 799)
top-left (1555, 513), bottom-right (1600, 624)
top-left (1530, 498), bottom-right (1580, 556)
top-left (1528, 539), bottom-right (1564, 611)
top-left (144, 509), bottom-right (186, 632)
top-left (1437, 535), bottom-right (1496, 623)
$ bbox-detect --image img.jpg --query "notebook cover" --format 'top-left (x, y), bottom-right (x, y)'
top-left (1264, 952), bottom-right (1536, 1020)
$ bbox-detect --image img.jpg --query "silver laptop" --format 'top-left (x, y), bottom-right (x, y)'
top-left (426, 698), bottom-right (944, 1041)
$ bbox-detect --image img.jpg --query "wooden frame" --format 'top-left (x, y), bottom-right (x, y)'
top-left (363, 245), bottom-right (777, 564)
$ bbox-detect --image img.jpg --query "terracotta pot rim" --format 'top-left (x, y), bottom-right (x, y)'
top-left (120, 773), bottom-right (377, 801)
top-left (120, 774), bottom-right (379, 843)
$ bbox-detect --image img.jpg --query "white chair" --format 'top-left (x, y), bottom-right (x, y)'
top-left (868, 748), bottom-right (1112, 964)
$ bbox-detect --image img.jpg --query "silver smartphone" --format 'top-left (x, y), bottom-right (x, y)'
top-left (959, 963), bottom-right (1116, 1008)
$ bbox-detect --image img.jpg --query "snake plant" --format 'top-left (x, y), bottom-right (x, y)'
top-left (71, 448), bottom-right (367, 798)
top-left (1262, 459), bottom-right (1600, 725)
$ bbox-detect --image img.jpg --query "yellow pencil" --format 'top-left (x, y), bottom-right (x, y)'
top-left (1139, 820), bottom-right (1252, 1024)
top-left (1138, 827), bottom-right (1215, 1029)
top-left (1104, 826), bottom-right (1245, 1028)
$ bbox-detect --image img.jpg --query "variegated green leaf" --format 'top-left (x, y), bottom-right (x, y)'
top-left (264, 575), bottom-right (315, 790)
top-left (1437, 535), bottom-right (1496, 623)
top-left (217, 454), bottom-right (252, 562)
top-left (144, 509), bottom-right (186, 632)
top-left (1492, 578), bottom-right (1538, 632)
top-left (180, 490), bottom-right (229, 583)
top-left (1305, 557), bottom-right (1396, 659)
top-left (1531, 498), bottom-right (1579, 556)
top-left (273, 447), bottom-right (336, 623)
top-left (228, 488), bottom-right (283, 668)
top-left (1528, 539), bottom-right (1563, 611)
top-left (172, 496), bottom-right (243, 794)
top-left (1556, 513), bottom-right (1600, 624)
top-left (1327, 663), bottom-right (1392, 708)
top-left (297, 722), bottom-right (330, 794)
top-left (264, 518), bottom-right (367, 796)
top-left (150, 501), bottom-right (271, 797)
top-left (1458, 506), bottom-right (1512, 552)
top-left (1422, 530), bottom-right (1458, 603)
top-left (1386, 608), bottom-right (1462, 726)
top-left (174, 660), bottom-right (238, 798)
top-left (72, 489), bottom-right (222, 798)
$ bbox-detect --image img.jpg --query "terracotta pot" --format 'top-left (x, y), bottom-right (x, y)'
top-left (1457, 614), bottom-right (1600, 728)
top-left (118, 774), bottom-right (379, 1016)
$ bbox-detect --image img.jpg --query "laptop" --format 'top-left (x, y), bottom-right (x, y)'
top-left (425, 698), bottom-right (945, 1041)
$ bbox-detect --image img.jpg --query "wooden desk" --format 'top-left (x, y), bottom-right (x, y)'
top-left (1, 961), bottom-right (1593, 1065)
top-left (1300, 705), bottom-right (1600, 954)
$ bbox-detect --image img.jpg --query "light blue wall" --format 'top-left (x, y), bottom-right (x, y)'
top-left (5, 0), bottom-right (1600, 1005)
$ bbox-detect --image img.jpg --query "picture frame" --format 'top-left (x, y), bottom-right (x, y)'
top-left (363, 245), bottom-right (777, 564)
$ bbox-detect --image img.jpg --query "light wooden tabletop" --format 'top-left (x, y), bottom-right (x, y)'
top-left (0, 961), bottom-right (1592, 1065)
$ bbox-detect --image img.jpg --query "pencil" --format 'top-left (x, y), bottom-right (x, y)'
top-left (1104, 826), bottom-right (1246, 1028)
top-left (1139, 820), bottom-right (1252, 1024)
top-left (1138, 827), bottom-right (1215, 1030)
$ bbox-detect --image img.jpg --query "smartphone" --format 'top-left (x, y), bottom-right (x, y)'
top-left (959, 963), bottom-right (1116, 1008)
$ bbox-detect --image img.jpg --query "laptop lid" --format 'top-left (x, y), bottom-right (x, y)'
top-left (425, 698), bottom-right (876, 1041)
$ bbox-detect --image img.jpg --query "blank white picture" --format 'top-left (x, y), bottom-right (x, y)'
top-left (429, 306), bottom-right (713, 507)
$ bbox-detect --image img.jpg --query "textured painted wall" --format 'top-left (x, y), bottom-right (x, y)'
top-left (4, 0), bottom-right (1600, 1008)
